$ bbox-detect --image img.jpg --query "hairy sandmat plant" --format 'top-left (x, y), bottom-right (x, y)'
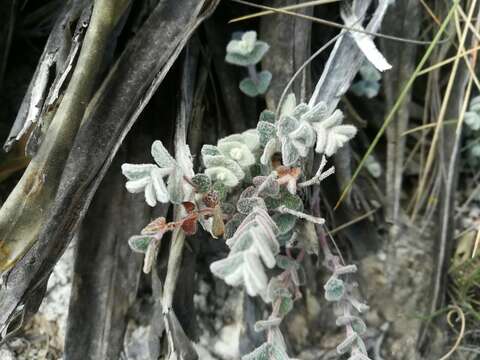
top-left (121, 88), bottom-right (371, 358)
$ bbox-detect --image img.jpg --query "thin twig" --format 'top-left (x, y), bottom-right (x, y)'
top-left (229, 0), bottom-right (444, 45)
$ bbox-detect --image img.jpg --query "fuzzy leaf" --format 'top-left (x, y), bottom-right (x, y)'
top-left (201, 144), bottom-right (222, 157)
top-left (350, 80), bottom-right (380, 98)
top-left (259, 109), bottom-right (276, 124)
top-left (254, 318), bottom-right (282, 332)
top-left (253, 175), bottom-right (280, 197)
top-left (203, 154), bottom-right (245, 180)
top-left (226, 41), bottom-right (270, 66)
top-left (151, 140), bottom-right (175, 168)
top-left (276, 255), bottom-right (299, 270)
top-left (212, 181), bottom-right (227, 201)
top-left (218, 140), bottom-right (256, 168)
top-left (242, 343), bottom-right (270, 360)
top-left (324, 276), bottom-right (345, 301)
top-left (272, 213), bottom-right (297, 235)
top-left (191, 173), bottom-right (211, 193)
top-left (239, 70), bottom-right (272, 97)
top-left (266, 189), bottom-right (303, 212)
top-left (227, 31), bottom-right (257, 56)
top-left (205, 167), bottom-right (239, 187)
top-left (260, 138), bottom-right (280, 165)
top-left (281, 138), bottom-right (300, 166)
top-left (224, 213), bottom-right (246, 239)
top-left (300, 101), bottom-right (328, 123)
top-left (277, 115), bottom-right (299, 138)
top-left (289, 121), bottom-right (316, 157)
top-left (210, 252), bottom-right (245, 279)
top-left (280, 93), bottom-right (296, 117)
top-left (128, 235), bottom-right (154, 253)
top-left (312, 110), bottom-right (357, 156)
top-left (267, 278), bottom-right (291, 301)
top-left (336, 333), bottom-right (358, 355)
top-left (243, 251), bottom-right (269, 297)
top-left (257, 121), bottom-right (277, 146)
top-left (237, 197), bottom-right (267, 214)
top-left (278, 296), bottom-right (294, 317)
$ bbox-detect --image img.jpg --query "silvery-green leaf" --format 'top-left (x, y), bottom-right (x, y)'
top-left (281, 139), bottom-right (300, 166)
top-left (226, 41), bottom-right (270, 66)
top-left (313, 110), bottom-right (357, 156)
top-left (359, 61), bottom-right (382, 82)
top-left (259, 109), bottom-right (276, 124)
top-left (267, 278), bottom-right (291, 301)
top-left (239, 71), bottom-right (272, 97)
top-left (203, 154), bottom-right (245, 180)
top-left (290, 121), bottom-right (316, 156)
top-left (280, 93), bottom-right (296, 117)
top-left (300, 101), bottom-right (328, 123)
top-left (167, 167), bottom-right (184, 204)
top-left (128, 235), bottom-right (154, 253)
top-left (243, 251), bottom-right (268, 296)
top-left (270, 327), bottom-right (288, 356)
top-left (218, 140), bottom-right (256, 168)
top-left (242, 129), bottom-right (261, 151)
top-left (251, 230), bottom-right (276, 268)
top-left (257, 121), bottom-right (276, 146)
top-left (224, 264), bottom-right (245, 286)
top-left (365, 155), bottom-right (382, 178)
top-left (465, 111), bottom-right (480, 131)
top-left (269, 343), bottom-right (290, 360)
top-left (275, 255), bottom-right (299, 270)
top-left (201, 144), bottom-right (221, 157)
top-left (292, 103), bottom-right (309, 118)
top-left (272, 213), bottom-right (297, 235)
top-left (278, 296), bottom-right (294, 317)
top-left (277, 115), bottom-right (299, 138)
top-left (144, 182), bottom-right (157, 207)
top-left (275, 189), bottom-right (304, 212)
top-left (191, 173), bottom-right (211, 193)
top-left (229, 227), bottom-right (255, 253)
top-left (334, 264), bottom-right (358, 275)
top-left (150, 167), bottom-right (170, 203)
top-left (239, 186), bottom-right (256, 200)
top-left (347, 295), bottom-right (370, 313)
top-left (212, 181), bottom-right (227, 200)
top-left (151, 140), bottom-right (175, 168)
top-left (121, 163), bottom-right (157, 180)
top-left (253, 175), bottom-right (279, 197)
top-left (336, 316), bottom-right (367, 335)
top-left (336, 333), bottom-right (358, 355)
top-left (224, 213), bottom-right (246, 239)
top-left (226, 31), bottom-right (257, 56)
top-left (348, 351), bottom-right (372, 360)
top-left (324, 276), bottom-right (345, 301)
top-left (125, 177), bottom-right (151, 193)
top-left (237, 197), bottom-right (267, 214)
top-left (239, 77), bottom-right (261, 97)
top-left (242, 343), bottom-right (270, 360)
top-left (470, 95), bottom-right (480, 112)
top-left (205, 166), bottom-right (239, 187)
top-left (254, 317), bottom-right (282, 332)
top-left (210, 251), bottom-right (245, 278)
top-left (350, 80), bottom-right (380, 98)
top-left (260, 138), bottom-right (280, 165)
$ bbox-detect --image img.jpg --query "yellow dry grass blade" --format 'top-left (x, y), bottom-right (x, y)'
top-left (335, 2), bottom-right (459, 210)
top-left (418, 45), bottom-right (480, 75)
top-left (229, 0), bottom-right (341, 23)
top-left (410, 1), bottom-right (476, 220)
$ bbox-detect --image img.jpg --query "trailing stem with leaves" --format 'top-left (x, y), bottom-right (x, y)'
top-left (122, 84), bottom-right (372, 358)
